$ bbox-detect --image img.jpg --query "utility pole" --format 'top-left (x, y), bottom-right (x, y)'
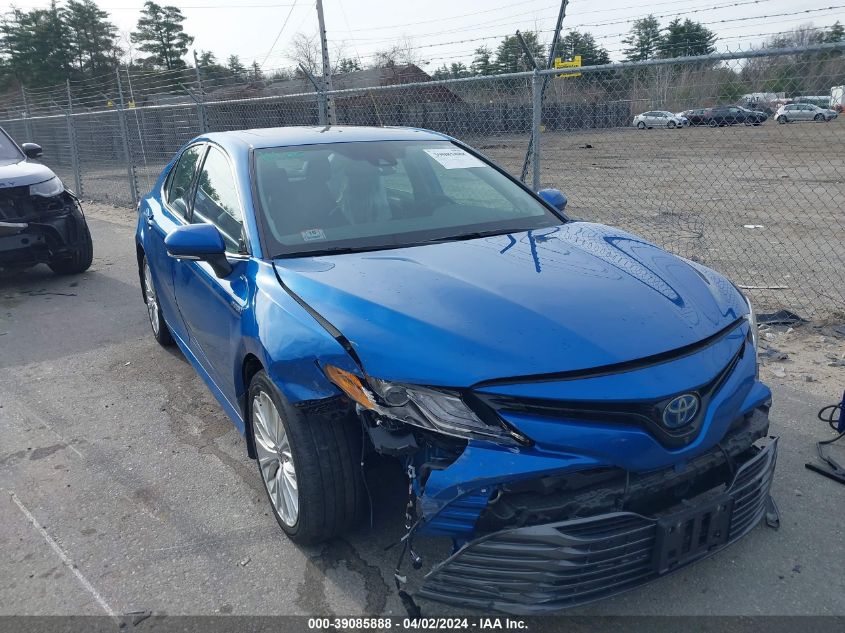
top-left (315, 0), bottom-right (337, 125)
top-left (520, 0), bottom-right (569, 187)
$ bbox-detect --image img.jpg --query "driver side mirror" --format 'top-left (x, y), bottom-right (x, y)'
top-left (538, 188), bottom-right (567, 212)
top-left (21, 142), bottom-right (42, 159)
top-left (165, 223), bottom-right (232, 277)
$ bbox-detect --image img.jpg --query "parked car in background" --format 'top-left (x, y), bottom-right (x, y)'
top-left (0, 126), bottom-right (93, 274)
top-left (775, 103), bottom-right (838, 123)
top-left (136, 125), bottom-right (776, 614)
top-left (678, 108), bottom-right (709, 125)
top-left (632, 111), bottom-right (685, 129)
top-left (705, 106), bottom-right (767, 126)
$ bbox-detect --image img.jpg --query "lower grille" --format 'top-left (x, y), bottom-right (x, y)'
top-left (419, 437), bottom-right (778, 614)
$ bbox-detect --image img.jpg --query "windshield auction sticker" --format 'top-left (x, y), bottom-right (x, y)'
top-left (301, 228), bottom-right (326, 242)
top-left (423, 148), bottom-right (485, 169)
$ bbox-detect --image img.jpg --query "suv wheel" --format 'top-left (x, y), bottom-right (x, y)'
top-left (249, 371), bottom-right (365, 544)
top-left (48, 215), bottom-right (93, 275)
top-left (142, 255), bottom-right (173, 346)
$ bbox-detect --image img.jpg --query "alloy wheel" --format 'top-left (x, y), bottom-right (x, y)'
top-left (143, 259), bottom-right (160, 337)
top-left (252, 390), bottom-right (299, 527)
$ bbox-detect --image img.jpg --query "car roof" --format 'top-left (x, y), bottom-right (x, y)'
top-left (198, 125), bottom-right (452, 152)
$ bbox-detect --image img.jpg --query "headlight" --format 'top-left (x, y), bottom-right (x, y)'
top-left (324, 364), bottom-right (528, 446)
top-left (29, 176), bottom-right (64, 198)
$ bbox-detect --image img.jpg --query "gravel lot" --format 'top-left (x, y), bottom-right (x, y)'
top-left (1, 204), bottom-right (844, 618)
top-left (473, 120), bottom-right (845, 320)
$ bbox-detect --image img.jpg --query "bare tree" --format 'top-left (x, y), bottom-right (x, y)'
top-left (371, 35), bottom-right (418, 68)
top-left (288, 32), bottom-right (321, 76)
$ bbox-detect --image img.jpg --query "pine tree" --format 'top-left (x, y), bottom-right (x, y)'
top-left (0, 3), bottom-right (72, 86)
top-left (250, 60), bottom-right (264, 82)
top-left (471, 46), bottom-right (494, 75)
top-left (64, 0), bottom-right (121, 75)
top-left (622, 15), bottom-right (662, 61)
top-left (227, 54), bottom-right (246, 79)
top-left (494, 32), bottom-right (544, 73)
top-left (822, 21), bottom-right (844, 43)
top-left (131, 1), bottom-right (194, 70)
top-left (658, 18), bottom-right (716, 58)
top-left (555, 30), bottom-right (610, 66)
top-left (336, 57), bottom-right (362, 73)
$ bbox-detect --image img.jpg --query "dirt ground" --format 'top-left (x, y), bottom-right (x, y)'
top-left (471, 119), bottom-right (845, 321)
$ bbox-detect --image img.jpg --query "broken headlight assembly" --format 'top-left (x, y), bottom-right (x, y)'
top-left (29, 176), bottom-right (65, 198)
top-left (324, 364), bottom-right (529, 446)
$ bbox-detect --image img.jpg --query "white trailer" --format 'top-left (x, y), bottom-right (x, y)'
top-left (831, 86), bottom-right (845, 110)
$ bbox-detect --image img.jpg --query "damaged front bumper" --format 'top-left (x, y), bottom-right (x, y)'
top-left (0, 191), bottom-right (85, 268)
top-left (418, 436), bottom-right (777, 614)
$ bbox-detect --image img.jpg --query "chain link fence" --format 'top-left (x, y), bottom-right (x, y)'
top-left (1, 43), bottom-right (843, 319)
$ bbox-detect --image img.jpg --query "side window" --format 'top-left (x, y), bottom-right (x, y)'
top-left (165, 145), bottom-right (204, 217)
top-left (191, 146), bottom-right (245, 253)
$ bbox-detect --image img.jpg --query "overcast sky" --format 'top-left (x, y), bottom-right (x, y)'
top-left (11, 0), bottom-right (845, 71)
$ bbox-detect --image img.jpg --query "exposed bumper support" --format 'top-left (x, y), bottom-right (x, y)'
top-left (419, 436), bottom-right (778, 614)
top-left (0, 220), bottom-right (28, 236)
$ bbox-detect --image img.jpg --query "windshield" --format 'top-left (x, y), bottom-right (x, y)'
top-left (0, 128), bottom-right (23, 161)
top-left (253, 140), bottom-right (563, 257)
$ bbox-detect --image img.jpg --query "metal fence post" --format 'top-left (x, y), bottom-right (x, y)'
top-left (193, 50), bottom-right (208, 132)
top-left (531, 70), bottom-right (542, 192)
top-left (21, 85), bottom-right (33, 141)
top-left (115, 69), bottom-right (139, 207)
top-left (66, 79), bottom-right (83, 197)
top-left (299, 64), bottom-right (328, 125)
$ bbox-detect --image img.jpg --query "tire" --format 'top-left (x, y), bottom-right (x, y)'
top-left (814, 113), bottom-right (823, 121)
top-left (249, 371), bottom-right (365, 544)
top-left (777, 116), bottom-right (788, 124)
top-left (744, 118), bottom-right (753, 126)
top-left (636, 121), bottom-right (646, 129)
top-left (708, 119), bottom-right (718, 127)
top-left (667, 120), bottom-right (676, 129)
top-left (141, 255), bottom-right (174, 346)
top-left (48, 215), bottom-right (93, 275)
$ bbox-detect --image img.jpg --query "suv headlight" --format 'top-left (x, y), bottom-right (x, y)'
top-left (324, 364), bottom-right (529, 446)
top-left (29, 176), bottom-right (64, 198)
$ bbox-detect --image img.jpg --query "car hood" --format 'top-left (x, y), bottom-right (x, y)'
top-left (273, 222), bottom-right (747, 386)
top-left (0, 159), bottom-right (56, 188)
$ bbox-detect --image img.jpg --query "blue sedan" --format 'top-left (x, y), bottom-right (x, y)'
top-left (136, 126), bottom-right (776, 613)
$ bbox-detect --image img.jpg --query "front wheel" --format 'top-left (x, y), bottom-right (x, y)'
top-left (142, 255), bottom-right (173, 346)
top-left (249, 371), bottom-right (365, 544)
top-left (777, 116), bottom-right (788, 124)
top-left (48, 215), bottom-right (93, 275)
top-left (636, 121), bottom-right (646, 129)
top-left (667, 120), bottom-right (676, 129)
top-left (814, 113), bottom-right (823, 121)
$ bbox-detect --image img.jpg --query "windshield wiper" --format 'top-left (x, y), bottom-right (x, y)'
top-left (418, 229), bottom-right (516, 244)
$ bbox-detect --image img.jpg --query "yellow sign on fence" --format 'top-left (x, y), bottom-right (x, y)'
top-left (553, 55), bottom-right (582, 78)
